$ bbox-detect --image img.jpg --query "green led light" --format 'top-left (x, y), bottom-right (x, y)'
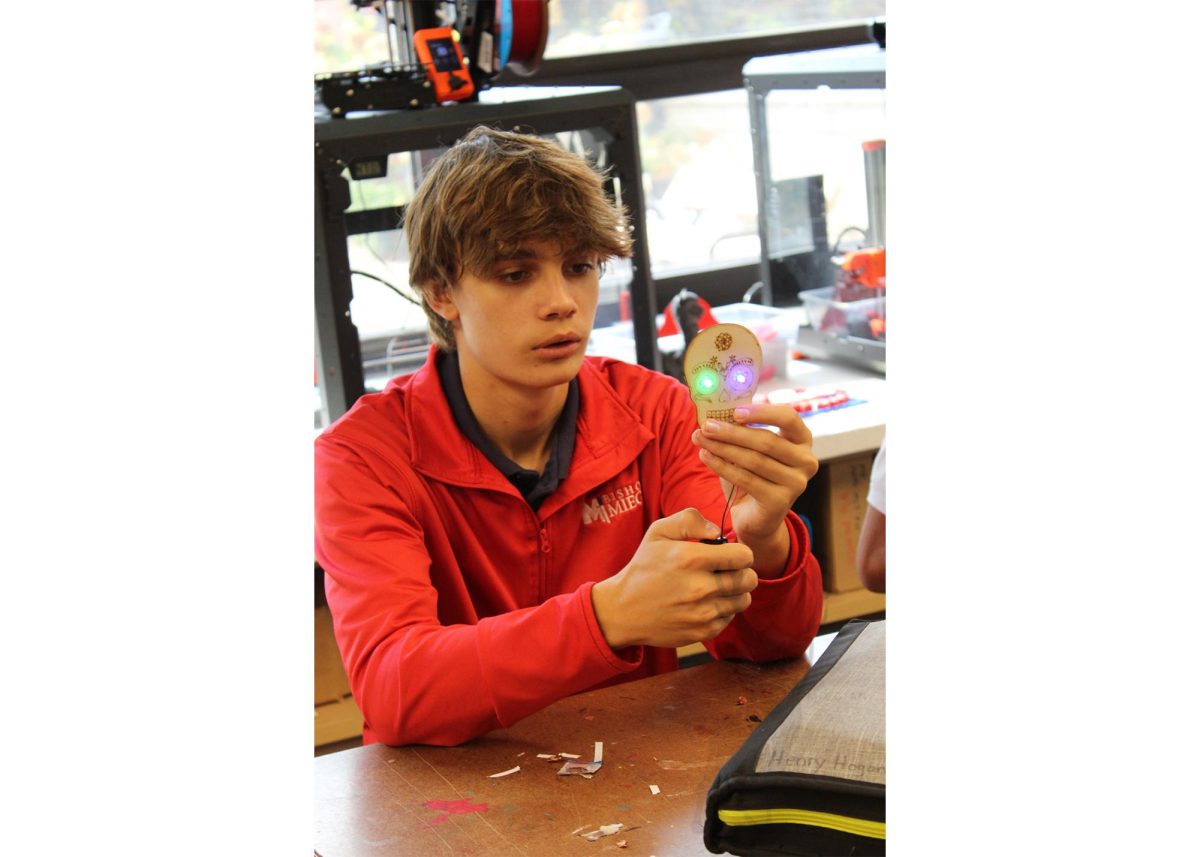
top-left (693, 367), bottom-right (719, 395)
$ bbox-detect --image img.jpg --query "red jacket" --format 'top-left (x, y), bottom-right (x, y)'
top-left (315, 350), bottom-right (823, 746)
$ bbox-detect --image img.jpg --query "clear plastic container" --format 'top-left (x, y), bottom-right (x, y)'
top-left (588, 303), bottom-right (802, 381)
top-left (799, 286), bottom-right (886, 341)
top-left (709, 303), bottom-right (797, 381)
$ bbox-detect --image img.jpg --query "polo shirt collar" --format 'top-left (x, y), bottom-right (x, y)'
top-left (407, 347), bottom-right (655, 517)
top-left (435, 349), bottom-right (577, 509)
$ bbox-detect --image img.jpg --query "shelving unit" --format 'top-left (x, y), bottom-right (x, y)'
top-left (315, 85), bottom-right (660, 424)
top-left (743, 44), bottom-right (886, 371)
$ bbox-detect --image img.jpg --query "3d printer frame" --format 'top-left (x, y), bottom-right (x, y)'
top-left (315, 0), bottom-right (549, 116)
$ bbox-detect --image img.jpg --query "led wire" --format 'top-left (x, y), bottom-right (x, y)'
top-left (718, 481), bottom-right (736, 538)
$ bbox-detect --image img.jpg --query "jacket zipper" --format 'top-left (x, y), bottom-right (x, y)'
top-left (529, 506), bottom-right (549, 603)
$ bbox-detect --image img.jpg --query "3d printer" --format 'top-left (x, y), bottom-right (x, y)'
top-left (743, 44), bottom-right (886, 374)
top-left (315, 0), bottom-right (550, 116)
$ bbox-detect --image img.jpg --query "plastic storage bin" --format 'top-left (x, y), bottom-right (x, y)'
top-left (709, 303), bottom-right (796, 380)
top-left (800, 286), bottom-right (885, 341)
top-left (589, 303), bottom-right (802, 380)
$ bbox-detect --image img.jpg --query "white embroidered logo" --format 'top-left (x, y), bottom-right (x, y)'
top-left (582, 481), bottom-right (643, 525)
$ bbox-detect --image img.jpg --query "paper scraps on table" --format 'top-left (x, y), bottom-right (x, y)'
top-left (617, 839), bottom-right (628, 848)
top-left (537, 752), bottom-right (581, 762)
top-left (649, 784), bottom-right (661, 795)
top-left (557, 759), bottom-right (602, 777)
top-left (581, 822), bottom-right (623, 841)
top-left (736, 695), bottom-right (748, 705)
top-left (488, 766), bottom-right (520, 778)
top-left (557, 741), bottom-right (604, 777)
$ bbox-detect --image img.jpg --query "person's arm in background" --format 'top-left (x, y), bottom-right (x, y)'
top-left (857, 437), bottom-right (886, 593)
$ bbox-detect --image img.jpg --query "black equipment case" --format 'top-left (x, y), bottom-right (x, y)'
top-left (704, 619), bottom-right (885, 856)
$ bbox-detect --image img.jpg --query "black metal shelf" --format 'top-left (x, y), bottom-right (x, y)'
top-left (315, 85), bottom-right (659, 423)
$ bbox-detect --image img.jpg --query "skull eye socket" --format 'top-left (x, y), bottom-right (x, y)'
top-left (725, 365), bottom-right (756, 395)
top-left (692, 367), bottom-right (719, 396)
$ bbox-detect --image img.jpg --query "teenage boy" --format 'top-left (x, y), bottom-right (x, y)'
top-left (315, 126), bottom-right (823, 747)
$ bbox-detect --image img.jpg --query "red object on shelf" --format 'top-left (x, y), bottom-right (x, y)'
top-left (657, 295), bottom-right (719, 336)
top-left (837, 247), bottom-right (886, 292)
top-left (755, 387), bottom-right (851, 416)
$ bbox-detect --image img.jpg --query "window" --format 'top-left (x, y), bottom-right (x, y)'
top-left (638, 90), bottom-right (761, 276)
top-left (313, 0), bottom-right (884, 420)
top-left (327, 133), bottom-right (635, 397)
top-left (762, 87), bottom-right (886, 260)
top-left (544, 1), bottom-right (884, 57)
top-left (313, 0), bottom-right (885, 73)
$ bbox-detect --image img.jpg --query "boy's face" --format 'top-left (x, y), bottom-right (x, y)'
top-left (431, 238), bottom-right (600, 394)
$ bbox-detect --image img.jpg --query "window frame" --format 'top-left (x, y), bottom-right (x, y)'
top-left (314, 19), bottom-right (886, 423)
top-left (518, 20), bottom-right (882, 314)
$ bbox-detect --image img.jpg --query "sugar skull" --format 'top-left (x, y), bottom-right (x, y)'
top-left (682, 323), bottom-right (763, 427)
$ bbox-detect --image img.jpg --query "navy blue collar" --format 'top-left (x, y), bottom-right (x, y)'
top-left (435, 350), bottom-right (579, 510)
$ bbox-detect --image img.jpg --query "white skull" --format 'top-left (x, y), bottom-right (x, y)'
top-left (683, 323), bottom-right (763, 428)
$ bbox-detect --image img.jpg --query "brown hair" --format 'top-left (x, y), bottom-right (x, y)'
top-left (405, 125), bottom-right (633, 350)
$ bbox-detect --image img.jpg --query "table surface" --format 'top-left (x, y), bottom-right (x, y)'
top-left (315, 654), bottom-right (818, 856)
top-left (757, 332), bottom-right (886, 462)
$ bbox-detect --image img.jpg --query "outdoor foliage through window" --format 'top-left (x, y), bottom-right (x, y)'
top-left (314, 0), bottom-right (884, 73)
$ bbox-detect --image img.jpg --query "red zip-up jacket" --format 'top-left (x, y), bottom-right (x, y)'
top-left (315, 350), bottom-right (823, 746)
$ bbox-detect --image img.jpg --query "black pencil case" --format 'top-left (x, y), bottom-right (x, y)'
top-left (704, 618), bottom-right (885, 856)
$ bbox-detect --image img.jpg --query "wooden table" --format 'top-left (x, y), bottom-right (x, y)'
top-left (315, 656), bottom-right (812, 856)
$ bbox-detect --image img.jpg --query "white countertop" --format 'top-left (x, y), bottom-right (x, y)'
top-left (761, 356), bottom-right (886, 461)
top-left (587, 303), bottom-right (886, 462)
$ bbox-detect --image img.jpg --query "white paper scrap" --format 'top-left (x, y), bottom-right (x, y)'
top-left (594, 741), bottom-right (604, 763)
top-left (559, 752), bottom-right (581, 759)
top-left (649, 784), bottom-right (661, 795)
top-left (583, 823), bottom-right (624, 841)
top-left (488, 766), bottom-right (521, 778)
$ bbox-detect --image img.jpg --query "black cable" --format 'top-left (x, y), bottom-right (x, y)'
top-left (350, 270), bottom-right (423, 307)
top-left (831, 225), bottom-right (868, 255)
top-left (718, 481), bottom-right (736, 537)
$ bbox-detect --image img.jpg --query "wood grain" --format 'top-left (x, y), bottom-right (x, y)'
top-left (315, 657), bottom-right (810, 856)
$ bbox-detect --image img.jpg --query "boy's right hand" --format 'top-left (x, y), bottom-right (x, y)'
top-left (590, 508), bottom-right (759, 650)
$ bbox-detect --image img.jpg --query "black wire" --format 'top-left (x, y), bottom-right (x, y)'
top-left (832, 225), bottom-right (868, 255)
top-left (718, 481), bottom-right (736, 537)
top-left (350, 270), bottom-right (423, 307)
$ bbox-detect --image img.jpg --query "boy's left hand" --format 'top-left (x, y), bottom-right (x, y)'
top-left (691, 403), bottom-right (819, 543)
